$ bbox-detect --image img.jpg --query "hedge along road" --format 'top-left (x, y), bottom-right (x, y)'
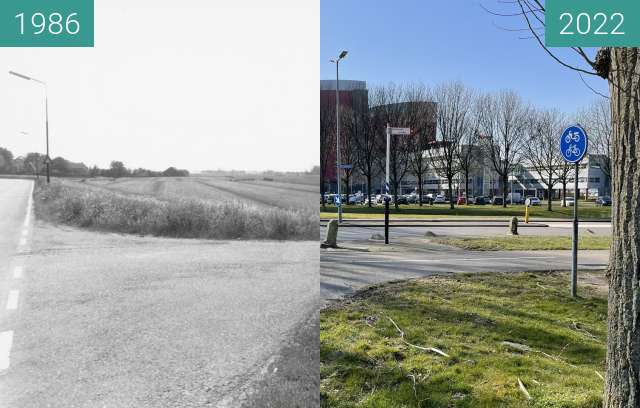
top-left (0, 178), bottom-right (319, 407)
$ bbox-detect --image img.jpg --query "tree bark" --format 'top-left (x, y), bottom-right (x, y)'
top-left (562, 182), bottom-right (567, 207)
top-left (464, 170), bottom-right (470, 205)
top-left (366, 173), bottom-right (372, 208)
top-left (502, 174), bottom-right (508, 208)
top-left (321, 174), bottom-right (326, 210)
top-left (604, 47), bottom-right (640, 408)
top-left (547, 174), bottom-right (553, 212)
top-left (417, 173), bottom-right (423, 206)
top-left (448, 175), bottom-right (454, 210)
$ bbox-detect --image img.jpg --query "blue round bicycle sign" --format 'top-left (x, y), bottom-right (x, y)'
top-left (559, 125), bottom-right (588, 163)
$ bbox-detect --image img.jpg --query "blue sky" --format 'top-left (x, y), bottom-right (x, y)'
top-left (321, 0), bottom-right (608, 115)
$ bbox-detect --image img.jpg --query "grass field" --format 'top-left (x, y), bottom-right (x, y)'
top-left (320, 202), bottom-right (611, 220)
top-left (434, 235), bottom-right (611, 251)
top-left (321, 272), bottom-right (606, 408)
top-left (35, 177), bottom-right (317, 240)
top-left (84, 175), bottom-right (317, 210)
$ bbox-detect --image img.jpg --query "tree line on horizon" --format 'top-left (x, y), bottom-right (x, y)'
top-left (0, 147), bottom-right (189, 179)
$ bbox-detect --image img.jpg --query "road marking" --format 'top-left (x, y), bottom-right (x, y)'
top-left (323, 255), bottom-right (557, 264)
top-left (13, 266), bottom-right (23, 279)
top-left (6, 290), bottom-right (19, 310)
top-left (21, 228), bottom-right (28, 237)
top-left (548, 223), bottom-right (611, 229)
top-left (23, 180), bottom-right (34, 228)
top-left (19, 237), bottom-right (27, 247)
top-left (0, 331), bottom-right (14, 370)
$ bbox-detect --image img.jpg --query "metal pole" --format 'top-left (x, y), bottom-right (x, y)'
top-left (571, 162), bottom-right (579, 297)
top-left (385, 124), bottom-right (390, 244)
top-left (45, 87), bottom-right (50, 183)
top-left (335, 60), bottom-right (342, 222)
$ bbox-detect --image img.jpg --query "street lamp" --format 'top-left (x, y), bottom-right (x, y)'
top-left (330, 50), bottom-right (348, 223)
top-left (9, 70), bottom-right (50, 183)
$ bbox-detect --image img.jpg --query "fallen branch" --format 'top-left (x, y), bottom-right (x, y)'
top-left (595, 370), bottom-right (605, 381)
top-left (518, 377), bottom-right (532, 400)
top-left (387, 316), bottom-right (450, 357)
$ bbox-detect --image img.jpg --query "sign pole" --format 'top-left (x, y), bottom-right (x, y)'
top-left (385, 124), bottom-right (390, 245)
top-left (571, 161), bottom-right (579, 297)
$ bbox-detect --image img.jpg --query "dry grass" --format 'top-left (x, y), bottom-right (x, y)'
top-left (35, 179), bottom-right (317, 241)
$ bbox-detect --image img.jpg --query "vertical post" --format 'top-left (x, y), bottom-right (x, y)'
top-left (45, 89), bottom-right (50, 183)
top-left (571, 161), bottom-right (579, 297)
top-left (335, 61), bottom-right (342, 222)
top-left (385, 124), bottom-right (391, 245)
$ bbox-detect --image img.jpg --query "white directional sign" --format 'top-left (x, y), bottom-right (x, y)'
top-left (390, 127), bottom-right (411, 135)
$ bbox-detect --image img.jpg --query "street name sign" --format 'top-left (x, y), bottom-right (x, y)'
top-left (390, 127), bottom-right (411, 135)
top-left (559, 125), bottom-right (588, 163)
top-left (339, 164), bottom-right (353, 170)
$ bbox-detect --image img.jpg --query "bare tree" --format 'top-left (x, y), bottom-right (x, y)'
top-left (457, 95), bottom-right (483, 203)
top-left (524, 108), bottom-right (566, 211)
top-left (404, 84), bottom-right (436, 206)
top-left (340, 107), bottom-right (358, 205)
top-left (320, 96), bottom-right (336, 209)
top-left (477, 90), bottom-right (528, 208)
top-left (349, 105), bottom-right (378, 207)
top-left (577, 98), bottom-right (612, 196)
top-left (488, 2), bottom-right (639, 403)
top-left (371, 84), bottom-right (412, 209)
top-left (426, 82), bottom-right (473, 209)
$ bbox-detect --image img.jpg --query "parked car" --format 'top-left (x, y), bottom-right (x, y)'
top-left (564, 196), bottom-right (575, 206)
top-left (405, 194), bottom-right (417, 204)
top-left (433, 194), bottom-right (446, 204)
top-left (348, 193), bottom-right (364, 205)
top-left (474, 196), bottom-right (487, 205)
top-left (456, 196), bottom-right (467, 205)
top-left (596, 196), bottom-right (612, 206)
top-left (507, 192), bottom-right (523, 204)
top-left (491, 196), bottom-right (504, 206)
top-left (394, 195), bottom-right (408, 205)
top-left (526, 196), bottom-right (541, 206)
top-left (421, 194), bottom-right (433, 205)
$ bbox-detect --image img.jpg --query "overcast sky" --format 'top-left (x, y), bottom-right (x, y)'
top-left (1, 0), bottom-right (318, 172)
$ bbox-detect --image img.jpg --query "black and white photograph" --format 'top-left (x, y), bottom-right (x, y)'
top-left (0, 1), bottom-right (319, 407)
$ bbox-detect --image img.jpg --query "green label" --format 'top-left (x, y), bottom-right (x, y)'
top-left (546, 0), bottom-right (640, 47)
top-left (0, 0), bottom-right (94, 47)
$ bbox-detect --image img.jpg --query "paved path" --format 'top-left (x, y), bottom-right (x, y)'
top-left (321, 230), bottom-right (610, 300)
top-left (0, 179), bottom-right (318, 407)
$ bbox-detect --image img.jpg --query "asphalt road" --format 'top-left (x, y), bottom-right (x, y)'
top-left (320, 221), bottom-right (611, 242)
top-left (320, 225), bottom-right (610, 300)
top-left (0, 179), bottom-right (319, 407)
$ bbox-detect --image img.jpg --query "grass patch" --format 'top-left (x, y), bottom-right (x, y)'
top-left (321, 272), bottom-right (606, 407)
top-left (34, 179), bottom-right (317, 240)
top-left (433, 235), bottom-right (611, 251)
top-left (320, 203), bottom-right (611, 220)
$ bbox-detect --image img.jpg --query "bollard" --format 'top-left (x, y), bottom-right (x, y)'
top-left (322, 219), bottom-right (339, 248)
top-left (509, 216), bottom-right (518, 235)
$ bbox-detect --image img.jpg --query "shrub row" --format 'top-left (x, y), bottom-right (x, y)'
top-left (35, 180), bottom-right (317, 241)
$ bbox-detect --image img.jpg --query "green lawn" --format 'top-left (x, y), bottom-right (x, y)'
top-left (321, 272), bottom-right (607, 407)
top-left (320, 201), bottom-right (611, 220)
top-left (433, 235), bottom-right (611, 251)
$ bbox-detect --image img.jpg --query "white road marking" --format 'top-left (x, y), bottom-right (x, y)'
top-left (0, 331), bottom-right (14, 370)
top-left (325, 255), bottom-right (557, 264)
top-left (548, 224), bottom-right (611, 229)
top-left (13, 266), bottom-right (23, 279)
top-left (23, 180), bottom-right (34, 228)
top-left (6, 290), bottom-right (19, 310)
top-left (19, 237), bottom-right (27, 247)
top-left (21, 228), bottom-right (28, 237)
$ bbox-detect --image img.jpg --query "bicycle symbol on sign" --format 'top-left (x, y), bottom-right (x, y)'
top-left (564, 131), bottom-right (581, 144)
top-left (566, 144), bottom-right (581, 158)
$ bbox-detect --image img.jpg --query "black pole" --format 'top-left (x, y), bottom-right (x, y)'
top-left (384, 197), bottom-right (389, 244)
top-left (571, 161), bottom-right (579, 297)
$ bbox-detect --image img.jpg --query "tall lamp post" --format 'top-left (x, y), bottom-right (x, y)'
top-left (9, 70), bottom-right (50, 183)
top-left (330, 50), bottom-right (348, 223)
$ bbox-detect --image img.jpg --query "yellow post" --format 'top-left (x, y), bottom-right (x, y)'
top-left (525, 206), bottom-right (530, 224)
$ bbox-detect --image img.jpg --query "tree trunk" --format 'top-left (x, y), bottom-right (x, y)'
top-left (547, 175), bottom-right (553, 212)
top-left (448, 175), bottom-right (454, 210)
top-left (465, 170), bottom-right (470, 205)
top-left (502, 174), bottom-right (508, 208)
top-left (321, 174), bottom-right (326, 210)
top-left (344, 174), bottom-right (351, 205)
top-left (562, 182), bottom-right (567, 207)
top-left (418, 173), bottom-right (423, 206)
top-left (366, 172), bottom-right (372, 208)
top-left (604, 47), bottom-right (640, 408)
